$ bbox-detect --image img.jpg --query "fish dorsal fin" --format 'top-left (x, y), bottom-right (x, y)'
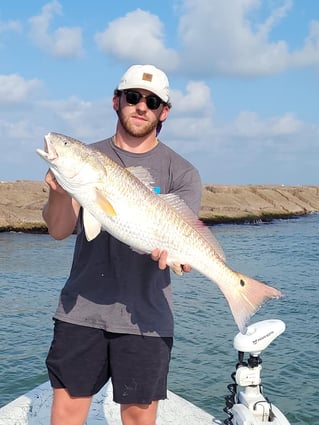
top-left (83, 208), bottom-right (102, 241)
top-left (126, 166), bottom-right (155, 191)
top-left (160, 193), bottom-right (226, 261)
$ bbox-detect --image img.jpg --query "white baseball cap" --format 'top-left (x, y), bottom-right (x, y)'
top-left (117, 64), bottom-right (170, 104)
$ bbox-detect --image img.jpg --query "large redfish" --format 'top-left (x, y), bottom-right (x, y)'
top-left (37, 132), bottom-right (282, 334)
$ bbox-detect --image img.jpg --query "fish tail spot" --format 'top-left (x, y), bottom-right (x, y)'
top-left (240, 279), bottom-right (245, 287)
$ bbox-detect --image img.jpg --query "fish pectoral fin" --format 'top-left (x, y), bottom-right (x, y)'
top-left (83, 208), bottom-right (102, 241)
top-left (95, 188), bottom-right (117, 217)
top-left (170, 262), bottom-right (184, 276)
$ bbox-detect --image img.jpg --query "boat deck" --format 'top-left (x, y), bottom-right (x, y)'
top-left (0, 381), bottom-right (221, 424)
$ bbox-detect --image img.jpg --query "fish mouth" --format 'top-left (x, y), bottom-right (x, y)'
top-left (36, 133), bottom-right (58, 161)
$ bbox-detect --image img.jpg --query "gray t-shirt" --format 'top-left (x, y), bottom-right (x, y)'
top-left (54, 137), bottom-right (202, 337)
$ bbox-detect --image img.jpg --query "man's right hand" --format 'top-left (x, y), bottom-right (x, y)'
top-left (45, 170), bottom-right (66, 194)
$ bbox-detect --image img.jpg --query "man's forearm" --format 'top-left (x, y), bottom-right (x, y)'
top-left (43, 189), bottom-right (79, 240)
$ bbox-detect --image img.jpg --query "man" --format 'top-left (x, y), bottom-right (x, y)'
top-left (43, 64), bottom-right (202, 425)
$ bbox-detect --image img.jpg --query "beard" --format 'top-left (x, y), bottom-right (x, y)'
top-left (117, 106), bottom-right (159, 138)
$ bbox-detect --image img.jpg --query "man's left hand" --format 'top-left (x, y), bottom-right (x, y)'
top-left (151, 249), bottom-right (191, 273)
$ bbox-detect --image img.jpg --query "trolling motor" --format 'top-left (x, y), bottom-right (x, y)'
top-left (224, 319), bottom-right (291, 424)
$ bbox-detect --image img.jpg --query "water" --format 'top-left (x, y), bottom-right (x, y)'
top-left (1, 214), bottom-right (318, 424)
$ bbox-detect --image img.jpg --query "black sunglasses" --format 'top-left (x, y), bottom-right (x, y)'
top-left (122, 90), bottom-right (164, 110)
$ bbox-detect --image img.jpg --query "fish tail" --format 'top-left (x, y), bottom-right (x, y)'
top-left (221, 272), bottom-right (282, 334)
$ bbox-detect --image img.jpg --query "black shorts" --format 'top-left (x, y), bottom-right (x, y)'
top-left (46, 320), bottom-right (173, 404)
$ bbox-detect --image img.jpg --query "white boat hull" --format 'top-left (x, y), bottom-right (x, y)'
top-left (0, 381), bottom-right (220, 425)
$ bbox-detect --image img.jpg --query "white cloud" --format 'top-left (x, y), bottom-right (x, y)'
top-left (0, 95), bottom-right (116, 181)
top-left (0, 119), bottom-right (42, 142)
top-left (0, 20), bottom-right (22, 33)
top-left (176, 0), bottom-right (319, 77)
top-left (0, 74), bottom-right (42, 103)
top-left (95, 9), bottom-right (179, 70)
top-left (171, 81), bottom-right (214, 115)
top-left (256, 0), bottom-right (292, 39)
top-left (28, 0), bottom-right (84, 58)
top-left (230, 111), bottom-right (303, 138)
top-left (0, 82), bottom-right (317, 184)
top-left (162, 82), bottom-right (216, 154)
top-left (39, 96), bottom-right (116, 140)
top-left (160, 84), bottom-right (315, 181)
top-left (92, 0), bottom-right (319, 78)
top-left (289, 20), bottom-right (319, 67)
top-left (177, 0), bottom-right (292, 76)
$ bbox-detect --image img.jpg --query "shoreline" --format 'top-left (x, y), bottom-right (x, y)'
top-left (1, 180), bottom-right (319, 232)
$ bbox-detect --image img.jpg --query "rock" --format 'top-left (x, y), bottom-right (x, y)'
top-left (0, 180), bottom-right (318, 232)
top-left (0, 180), bottom-right (48, 232)
top-left (200, 184), bottom-right (319, 223)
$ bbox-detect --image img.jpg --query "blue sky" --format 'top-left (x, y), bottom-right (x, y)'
top-left (0, 0), bottom-right (318, 184)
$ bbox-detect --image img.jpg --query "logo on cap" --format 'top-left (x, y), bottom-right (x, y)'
top-left (142, 73), bottom-right (153, 82)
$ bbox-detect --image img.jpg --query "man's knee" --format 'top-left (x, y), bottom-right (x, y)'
top-left (120, 401), bottom-right (159, 425)
top-left (51, 388), bottom-right (92, 425)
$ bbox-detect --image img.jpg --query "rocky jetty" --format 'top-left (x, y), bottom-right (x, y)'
top-left (200, 184), bottom-right (319, 223)
top-left (0, 180), bottom-right (318, 232)
top-left (0, 181), bottom-right (48, 232)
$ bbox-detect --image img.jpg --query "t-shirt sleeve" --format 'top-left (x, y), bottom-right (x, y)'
top-left (170, 161), bottom-right (202, 216)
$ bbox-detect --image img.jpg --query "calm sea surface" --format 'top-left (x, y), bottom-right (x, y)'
top-left (0, 214), bottom-right (318, 424)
